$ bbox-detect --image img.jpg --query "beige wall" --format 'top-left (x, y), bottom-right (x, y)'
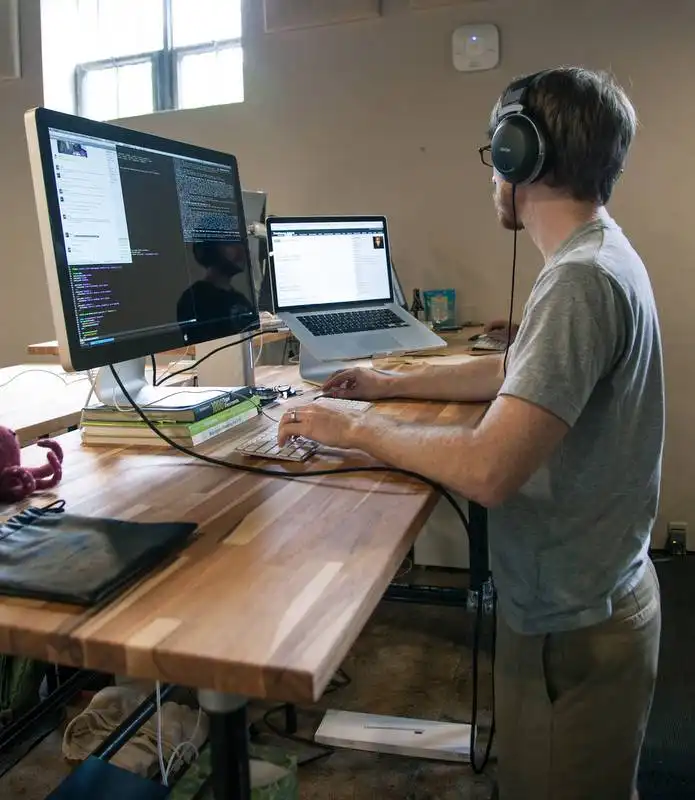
top-left (0, 0), bottom-right (47, 363)
top-left (1, 0), bottom-right (693, 543)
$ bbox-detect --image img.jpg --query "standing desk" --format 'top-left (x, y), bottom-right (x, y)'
top-left (0, 363), bottom-right (487, 798)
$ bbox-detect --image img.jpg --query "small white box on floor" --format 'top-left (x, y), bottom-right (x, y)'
top-left (314, 710), bottom-right (472, 762)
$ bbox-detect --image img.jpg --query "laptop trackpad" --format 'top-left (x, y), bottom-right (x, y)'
top-left (358, 333), bottom-right (401, 353)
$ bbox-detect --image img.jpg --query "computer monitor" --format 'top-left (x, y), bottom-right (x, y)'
top-left (25, 107), bottom-right (258, 404)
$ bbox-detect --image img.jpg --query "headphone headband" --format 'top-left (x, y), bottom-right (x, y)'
top-left (497, 70), bottom-right (548, 121)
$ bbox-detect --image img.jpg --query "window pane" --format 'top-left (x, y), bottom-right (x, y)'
top-left (82, 61), bottom-right (154, 121)
top-left (171, 0), bottom-right (242, 47)
top-left (76, 0), bottom-right (164, 61)
top-left (177, 45), bottom-right (244, 110)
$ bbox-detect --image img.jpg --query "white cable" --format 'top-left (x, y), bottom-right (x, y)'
top-left (84, 369), bottom-right (97, 408)
top-left (156, 681), bottom-right (167, 786)
top-left (163, 706), bottom-right (203, 784)
top-left (253, 332), bottom-right (265, 367)
top-left (0, 368), bottom-right (89, 392)
top-left (154, 346), bottom-right (193, 386)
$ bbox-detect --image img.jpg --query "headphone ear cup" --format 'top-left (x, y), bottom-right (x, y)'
top-left (491, 114), bottom-right (546, 185)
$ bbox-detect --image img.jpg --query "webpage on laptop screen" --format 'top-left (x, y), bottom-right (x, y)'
top-left (271, 220), bottom-right (392, 310)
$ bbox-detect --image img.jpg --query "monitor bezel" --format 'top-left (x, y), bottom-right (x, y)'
top-left (266, 214), bottom-right (395, 314)
top-left (25, 106), bottom-right (259, 373)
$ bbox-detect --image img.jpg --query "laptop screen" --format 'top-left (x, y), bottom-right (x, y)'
top-left (268, 217), bottom-right (393, 312)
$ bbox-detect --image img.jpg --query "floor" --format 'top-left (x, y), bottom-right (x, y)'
top-left (0, 570), bottom-right (496, 800)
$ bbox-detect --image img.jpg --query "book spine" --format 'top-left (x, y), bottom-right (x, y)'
top-left (192, 389), bottom-right (252, 421)
top-left (187, 399), bottom-right (258, 435)
top-left (189, 405), bottom-right (260, 445)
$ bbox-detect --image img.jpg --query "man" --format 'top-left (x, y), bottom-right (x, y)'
top-left (280, 68), bottom-right (664, 798)
top-left (177, 241), bottom-right (256, 340)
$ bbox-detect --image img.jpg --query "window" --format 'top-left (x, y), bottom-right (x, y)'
top-left (41, 0), bottom-right (243, 121)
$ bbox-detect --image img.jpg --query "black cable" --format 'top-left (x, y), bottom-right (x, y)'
top-left (469, 586), bottom-right (496, 774)
top-left (258, 669), bottom-right (352, 768)
top-left (503, 184), bottom-right (519, 377)
top-left (106, 364), bottom-right (470, 539)
top-left (261, 705), bottom-right (335, 767)
top-left (157, 330), bottom-right (266, 385)
top-left (468, 180), bottom-right (521, 770)
top-left (150, 354), bottom-right (158, 387)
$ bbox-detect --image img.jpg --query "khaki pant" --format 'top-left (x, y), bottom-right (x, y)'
top-left (495, 561), bottom-right (661, 800)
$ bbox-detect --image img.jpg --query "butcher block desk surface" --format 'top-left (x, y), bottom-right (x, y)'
top-left (0, 362), bottom-right (485, 706)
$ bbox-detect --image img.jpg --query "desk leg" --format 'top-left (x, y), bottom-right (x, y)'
top-left (468, 501), bottom-right (489, 592)
top-left (198, 690), bottom-right (251, 800)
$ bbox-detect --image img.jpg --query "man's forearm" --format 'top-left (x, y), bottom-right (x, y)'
top-left (350, 415), bottom-right (493, 505)
top-left (381, 355), bottom-right (504, 403)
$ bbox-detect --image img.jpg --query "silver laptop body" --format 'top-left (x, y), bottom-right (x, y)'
top-left (266, 215), bottom-right (445, 360)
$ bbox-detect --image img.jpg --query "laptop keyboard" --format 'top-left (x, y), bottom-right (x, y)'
top-left (297, 308), bottom-right (407, 337)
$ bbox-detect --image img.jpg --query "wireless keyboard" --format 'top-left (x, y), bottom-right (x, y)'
top-left (471, 334), bottom-right (508, 352)
top-left (234, 397), bottom-right (372, 462)
top-left (235, 424), bottom-right (319, 462)
top-left (313, 397), bottom-right (372, 412)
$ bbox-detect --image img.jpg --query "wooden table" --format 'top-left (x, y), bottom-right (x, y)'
top-left (0, 364), bottom-right (195, 447)
top-left (26, 329), bottom-right (292, 360)
top-left (0, 362), bottom-right (486, 798)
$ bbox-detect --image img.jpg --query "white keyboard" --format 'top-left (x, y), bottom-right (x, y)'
top-left (313, 397), bottom-right (372, 412)
top-left (471, 334), bottom-right (507, 352)
top-left (234, 397), bottom-right (372, 462)
top-left (235, 424), bottom-right (318, 462)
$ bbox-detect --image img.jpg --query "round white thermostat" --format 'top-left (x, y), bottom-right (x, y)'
top-left (452, 24), bottom-right (500, 72)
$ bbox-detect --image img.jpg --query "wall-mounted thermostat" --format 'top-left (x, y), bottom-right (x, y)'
top-left (452, 24), bottom-right (499, 72)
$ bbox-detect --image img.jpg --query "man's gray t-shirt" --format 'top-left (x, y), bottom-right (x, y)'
top-left (490, 211), bottom-right (664, 635)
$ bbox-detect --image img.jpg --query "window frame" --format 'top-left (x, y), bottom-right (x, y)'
top-left (74, 0), bottom-right (242, 118)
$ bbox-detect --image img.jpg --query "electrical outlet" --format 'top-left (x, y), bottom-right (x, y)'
top-left (667, 521), bottom-right (688, 555)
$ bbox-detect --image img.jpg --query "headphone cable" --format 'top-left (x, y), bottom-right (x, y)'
top-left (503, 184), bottom-right (518, 377)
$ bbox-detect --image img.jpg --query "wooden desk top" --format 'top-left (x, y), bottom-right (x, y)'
top-left (0, 366), bottom-right (485, 704)
top-left (1, 365), bottom-right (97, 446)
top-left (26, 329), bottom-right (292, 359)
top-left (0, 364), bottom-right (194, 447)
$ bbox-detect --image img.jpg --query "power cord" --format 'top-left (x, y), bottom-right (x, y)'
top-left (259, 669), bottom-right (353, 768)
top-left (470, 587), bottom-right (496, 774)
top-left (150, 355), bottom-right (157, 388)
top-left (157, 330), bottom-right (265, 385)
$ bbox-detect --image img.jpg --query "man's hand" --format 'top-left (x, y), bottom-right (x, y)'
top-left (277, 403), bottom-right (365, 449)
top-left (484, 318), bottom-right (520, 343)
top-left (321, 368), bottom-right (394, 401)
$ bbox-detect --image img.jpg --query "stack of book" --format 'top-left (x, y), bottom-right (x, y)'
top-left (80, 387), bottom-right (262, 448)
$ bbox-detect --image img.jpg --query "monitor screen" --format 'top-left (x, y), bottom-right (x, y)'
top-left (267, 217), bottom-right (393, 313)
top-left (26, 108), bottom-right (258, 372)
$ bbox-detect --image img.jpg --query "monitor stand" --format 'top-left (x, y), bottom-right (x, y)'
top-left (299, 347), bottom-right (365, 386)
top-left (93, 358), bottom-right (185, 407)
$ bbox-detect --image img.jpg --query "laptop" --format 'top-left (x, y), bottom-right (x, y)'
top-left (266, 215), bottom-right (445, 360)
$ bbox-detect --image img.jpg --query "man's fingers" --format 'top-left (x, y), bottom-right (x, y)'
top-left (322, 370), bottom-right (357, 392)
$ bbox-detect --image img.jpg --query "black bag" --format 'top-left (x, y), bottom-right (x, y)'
top-left (0, 502), bottom-right (196, 606)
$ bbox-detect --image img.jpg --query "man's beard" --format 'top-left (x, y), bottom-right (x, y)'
top-left (494, 184), bottom-right (524, 231)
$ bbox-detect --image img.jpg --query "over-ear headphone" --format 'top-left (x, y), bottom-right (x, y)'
top-left (490, 70), bottom-right (550, 185)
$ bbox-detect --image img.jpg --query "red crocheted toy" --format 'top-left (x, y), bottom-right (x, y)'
top-left (0, 427), bottom-right (63, 502)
